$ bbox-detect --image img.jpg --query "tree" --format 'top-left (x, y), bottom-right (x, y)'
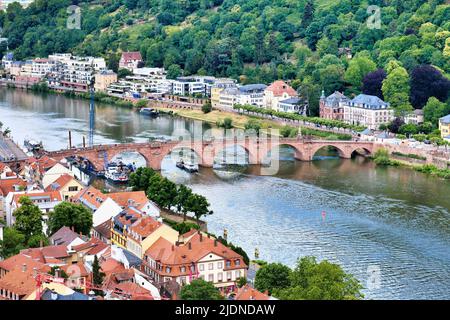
top-left (388, 117), bottom-right (405, 133)
top-left (117, 68), bottom-right (133, 79)
top-left (48, 202), bottom-right (93, 236)
top-left (254, 263), bottom-right (291, 294)
top-left (129, 167), bottom-right (157, 191)
top-left (0, 227), bottom-right (26, 258)
top-left (180, 279), bottom-right (223, 300)
top-left (217, 117), bottom-right (233, 129)
top-left (275, 257), bottom-right (363, 300)
top-left (362, 69), bottom-right (387, 99)
top-left (13, 196), bottom-right (43, 241)
top-left (300, 1), bottom-right (315, 34)
top-left (167, 64), bottom-right (182, 79)
top-left (423, 97), bottom-right (450, 127)
top-left (244, 119), bottom-right (262, 136)
top-left (236, 277), bottom-right (247, 288)
top-left (92, 255), bottom-right (105, 295)
top-left (174, 184), bottom-right (193, 220)
top-left (382, 65), bottom-right (413, 116)
top-left (201, 102), bottom-right (212, 114)
top-left (185, 193), bottom-right (212, 222)
top-left (344, 56), bottom-right (377, 92)
top-left (410, 65), bottom-right (450, 109)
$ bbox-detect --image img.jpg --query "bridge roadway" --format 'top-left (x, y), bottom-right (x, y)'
top-left (44, 138), bottom-right (376, 171)
top-left (0, 135), bottom-right (28, 162)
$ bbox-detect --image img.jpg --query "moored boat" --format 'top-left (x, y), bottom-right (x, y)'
top-left (176, 159), bottom-right (199, 173)
top-left (139, 107), bottom-right (159, 117)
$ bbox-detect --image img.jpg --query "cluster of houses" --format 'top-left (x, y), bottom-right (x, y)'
top-left (3, 50), bottom-right (434, 131)
top-left (0, 157), bottom-right (263, 300)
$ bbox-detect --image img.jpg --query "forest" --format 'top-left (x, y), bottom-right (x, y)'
top-left (0, 0), bottom-right (449, 117)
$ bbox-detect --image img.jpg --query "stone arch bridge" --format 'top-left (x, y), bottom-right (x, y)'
top-left (45, 138), bottom-right (376, 171)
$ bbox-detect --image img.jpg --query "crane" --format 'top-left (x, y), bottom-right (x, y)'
top-left (88, 76), bottom-right (95, 147)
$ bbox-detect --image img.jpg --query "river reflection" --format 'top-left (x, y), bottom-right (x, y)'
top-left (1, 88), bottom-right (449, 299)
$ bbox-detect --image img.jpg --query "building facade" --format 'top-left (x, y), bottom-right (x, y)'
top-left (319, 91), bottom-right (350, 121)
top-left (343, 94), bottom-right (394, 130)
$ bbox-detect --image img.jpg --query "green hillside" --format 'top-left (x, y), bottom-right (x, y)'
top-left (0, 0), bottom-right (449, 116)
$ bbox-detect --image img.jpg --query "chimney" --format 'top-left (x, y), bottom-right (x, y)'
top-left (171, 245), bottom-right (175, 251)
top-left (33, 267), bottom-right (38, 278)
top-left (214, 239), bottom-right (217, 247)
top-left (22, 263), bottom-right (27, 273)
top-left (40, 239), bottom-right (43, 248)
top-left (188, 242), bottom-right (192, 250)
top-left (199, 233), bottom-right (203, 242)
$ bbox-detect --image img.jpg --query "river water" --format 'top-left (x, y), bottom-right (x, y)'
top-left (0, 89), bottom-right (449, 300)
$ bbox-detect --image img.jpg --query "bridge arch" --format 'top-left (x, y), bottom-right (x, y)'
top-left (106, 149), bottom-right (149, 169)
top-left (310, 144), bottom-right (348, 160)
top-left (350, 147), bottom-right (372, 158)
top-left (265, 142), bottom-right (307, 162)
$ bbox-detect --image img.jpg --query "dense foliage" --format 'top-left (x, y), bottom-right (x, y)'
top-left (255, 256), bottom-right (364, 300)
top-left (179, 279), bottom-right (223, 300)
top-left (129, 167), bottom-right (213, 222)
top-left (48, 201), bottom-right (93, 236)
top-left (0, 0), bottom-right (449, 117)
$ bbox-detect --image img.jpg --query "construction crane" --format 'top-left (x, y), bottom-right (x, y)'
top-left (88, 76), bottom-right (95, 147)
top-left (33, 270), bottom-right (162, 300)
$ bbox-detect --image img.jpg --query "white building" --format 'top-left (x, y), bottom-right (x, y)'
top-left (172, 76), bottom-right (217, 97)
top-left (343, 94), bottom-right (394, 130)
top-left (278, 97), bottom-right (307, 114)
top-left (5, 190), bottom-right (63, 233)
top-left (31, 58), bottom-right (55, 78)
top-left (263, 80), bottom-right (298, 110)
top-left (217, 84), bottom-right (267, 110)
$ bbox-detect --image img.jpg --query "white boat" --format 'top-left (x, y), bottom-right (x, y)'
top-left (176, 159), bottom-right (199, 173)
top-left (105, 162), bottom-right (129, 183)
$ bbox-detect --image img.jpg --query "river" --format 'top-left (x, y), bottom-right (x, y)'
top-left (0, 88), bottom-right (449, 300)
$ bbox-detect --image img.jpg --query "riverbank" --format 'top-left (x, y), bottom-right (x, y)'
top-left (372, 149), bottom-right (450, 179)
top-left (155, 107), bottom-right (353, 140)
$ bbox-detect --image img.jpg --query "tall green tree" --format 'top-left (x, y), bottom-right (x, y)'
top-left (13, 196), bottom-right (43, 241)
top-left (0, 227), bottom-right (26, 258)
top-left (180, 279), bottom-right (223, 300)
top-left (344, 56), bottom-right (377, 92)
top-left (423, 97), bottom-right (450, 127)
top-left (254, 263), bottom-right (292, 294)
top-left (48, 202), bottom-right (93, 236)
top-left (382, 65), bottom-right (413, 116)
top-left (92, 255), bottom-right (105, 289)
top-left (174, 184), bottom-right (193, 220)
top-left (275, 256), bottom-right (364, 300)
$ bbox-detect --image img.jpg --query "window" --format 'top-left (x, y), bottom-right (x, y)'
top-left (226, 260), bottom-right (231, 267)
top-left (218, 273), bottom-right (223, 282)
top-left (208, 263), bottom-right (214, 270)
top-left (181, 266), bottom-right (186, 273)
top-left (68, 186), bottom-right (78, 192)
top-left (235, 260), bottom-right (240, 266)
top-left (208, 274), bottom-right (214, 282)
top-left (199, 264), bottom-right (204, 271)
top-left (166, 267), bottom-right (171, 273)
top-left (227, 272), bottom-right (232, 281)
top-left (235, 270), bottom-right (241, 278)
top-left (217, 261), bottom-right (223, 269)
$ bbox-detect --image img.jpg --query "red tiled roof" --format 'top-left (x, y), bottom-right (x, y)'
top-left (0, 267), bottom-right (39, 298)
top-left (0, 177), bottom-right (26, 197)
top-left (265, 80), bottom-right (297, 97)
top-left (108, 191), bottom-right (149, 211)
top-left (61, 262), bottom-right (90, 278)
top-left (71, 237), bottom-right (108, 256)
top-left (12, 191), bottom-right (62, 206)
top-left (144, 233), bottom-right (246, 277)
top-left (101, 258), bottom-right (126, 275)
top-left (0, 254), bottom-right (49, 273)
top-left (71, 186), bottom-right (107, 210)
top-left (20, 245), bottom-right (69, 263)
top-left (44, 174), bottom-right (76, 192)
top-left (27, 156), bottom-right (58, 173)
top-left (120, 52), bottom-right (142, 62)
top-left (234, 284), bottom-right (270, 300)
top-left (128, 216), bottom-right (161, 239)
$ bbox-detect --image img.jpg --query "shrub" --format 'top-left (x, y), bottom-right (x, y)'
top-left (201, 102), bottom-right (212, 114)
